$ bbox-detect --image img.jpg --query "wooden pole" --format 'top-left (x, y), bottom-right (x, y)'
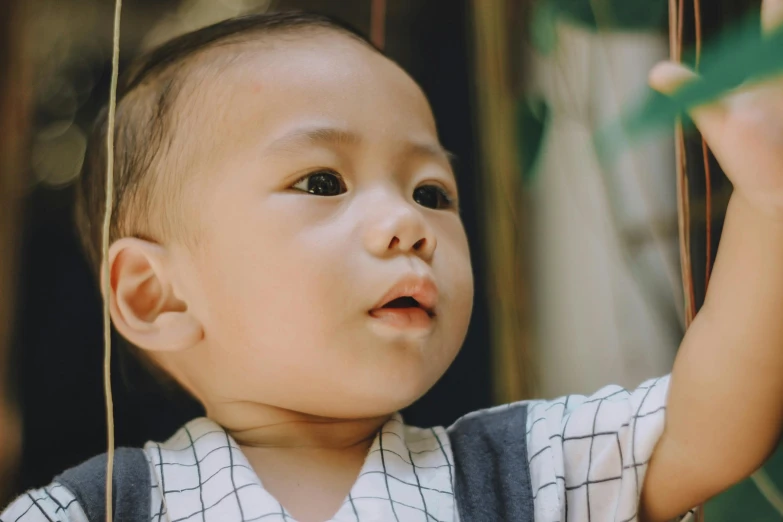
top-left (470, 0), bottom-right (535, 403)
top-left (0, 0), bottom-right (29, 504)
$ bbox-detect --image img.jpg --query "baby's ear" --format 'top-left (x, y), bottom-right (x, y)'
top-left (105, 238), bottom-right (203, 353)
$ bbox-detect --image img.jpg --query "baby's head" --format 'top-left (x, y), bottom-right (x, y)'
top-left (76, 12), bottom-right (474, 425)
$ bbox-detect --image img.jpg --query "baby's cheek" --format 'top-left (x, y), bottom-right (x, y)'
top-left (439, 239), bottom-right (474, 301)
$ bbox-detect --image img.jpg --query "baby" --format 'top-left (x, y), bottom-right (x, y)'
top-left (4, 3), bottom-right (783, 522)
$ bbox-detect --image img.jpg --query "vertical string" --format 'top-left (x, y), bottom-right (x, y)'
top-left (694, 0), bottom-right (713, 293)
top-left (670, 0), bottom-right (696, 326)
top-left (671, 6), bottom-right (704, 521)
top-left (370, 0), bottom-right (386, 50)
top-left (677, 0), bottom-right (685, 62)
top-left (694, 0), bottom-right (702, 64)
top-left (667, 0), bottom-right (685, 62)
top-left (103, 0), bottom-right (123, 520)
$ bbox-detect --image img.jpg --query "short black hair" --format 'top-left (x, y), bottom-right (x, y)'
top-left (74, 10), bottom-right (378, 392)
top-left (75, 10), bottom-right (377, 274)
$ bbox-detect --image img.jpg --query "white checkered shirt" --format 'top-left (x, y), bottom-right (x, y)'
top-left (3, 375), bottom-right (692, 521)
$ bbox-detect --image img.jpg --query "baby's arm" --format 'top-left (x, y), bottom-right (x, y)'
top-left (641, 195), bottom-right (783, 520)
top-left (640, 1), bottom-right (783, 519)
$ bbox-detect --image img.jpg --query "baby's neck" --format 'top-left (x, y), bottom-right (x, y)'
top-left (208, 401), bottom-right (390, 449)
top-left (206, 402), bottom-right (391, 522)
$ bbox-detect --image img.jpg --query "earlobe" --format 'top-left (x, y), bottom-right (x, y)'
top-left (107, 238), bottom-right (203, 353)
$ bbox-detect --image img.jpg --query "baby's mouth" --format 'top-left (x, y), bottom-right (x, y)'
top-left (378, 296), bottom-right (435, 317)
top-left (369, 296), bottom-right (435, 330)
top-left (369, 275), bottom-right (438, 329)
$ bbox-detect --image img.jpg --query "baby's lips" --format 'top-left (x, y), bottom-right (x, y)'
top-left (372, 274), bottom-right (438, 316)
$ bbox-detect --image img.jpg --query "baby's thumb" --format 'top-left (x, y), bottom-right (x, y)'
top-left (649, 61), bottom-right (698, 95)
top-left (649, 60), bottom-right (726, 141)
top-left (762, 0), bottom-right (783, 34)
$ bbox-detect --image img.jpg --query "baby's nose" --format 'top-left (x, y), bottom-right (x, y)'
top-left (363, 202), bottom-right (437, 261)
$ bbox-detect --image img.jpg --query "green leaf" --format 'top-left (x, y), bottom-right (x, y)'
top-left (550, 0), bottom-right (668, 31)
top-left (516, 97), bottom-right (550, 185)
top-left (597, 10), bottom-right (783, 163)
top-left (531, 0), bottom-right (561, 55)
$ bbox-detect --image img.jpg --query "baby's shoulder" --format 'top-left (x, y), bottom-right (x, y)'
top-left (0, 417), bottom-right (213, 522)
top-left (0, 447), bottom-right (150, 522)
top-left (1, 483), bottom-right (87, 522)
top-left (448, 374), bottom-right (671, 436)
top-left (444, 376), bottom-right (672, 521)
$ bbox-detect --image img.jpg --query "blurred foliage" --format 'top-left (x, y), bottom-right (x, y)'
top-left (531, 0), bottom-right (668, 54)
top-left (596, 8), bottom-right (782, 165)
top-left (515, 97), bottom-right (550, 185)
top-left (630, 11), bottom-right (778, 129)
top-left (551, 0), bottom-right (668, 31)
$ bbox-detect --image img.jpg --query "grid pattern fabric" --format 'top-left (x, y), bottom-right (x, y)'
top-left (524, 375), bottom-right (693, 522)
top-left (143, 414), bottom-right (457, 522)
top-left (2, 374), bottom-right (696, 521)
top-left (2, 413), bottom-right (458, 522)
top-left (0, 484), bottom-right (89, 522)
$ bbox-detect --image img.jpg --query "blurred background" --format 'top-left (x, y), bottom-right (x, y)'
top-left (0, 0), bottom-right (780, 519)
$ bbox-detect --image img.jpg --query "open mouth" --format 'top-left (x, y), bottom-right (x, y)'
top-left (379, 296), bottom-right (435, 317)
top-left (369, 275), bottom-right (438, 330)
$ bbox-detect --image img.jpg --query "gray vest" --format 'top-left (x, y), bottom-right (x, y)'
top-left (56, 405), bottom-right (534, 521)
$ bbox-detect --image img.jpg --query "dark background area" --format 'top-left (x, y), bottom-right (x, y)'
top-left (9, 0), bottom-right (493, 496)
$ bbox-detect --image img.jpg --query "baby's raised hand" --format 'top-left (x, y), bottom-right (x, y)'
top-left (650, 0), bottom-right (783, 219)
top-left (639, 6), bottom-right (783, 520)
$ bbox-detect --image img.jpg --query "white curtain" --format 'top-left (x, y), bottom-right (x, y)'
top-left (525, 21), bottom-right (683, 397)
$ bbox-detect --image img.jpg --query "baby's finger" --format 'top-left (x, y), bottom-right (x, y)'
top-left (649, 61), bottom-right (698, 95)
top-left (649, 61), bottom-right (727, 142)
top-left (762, 0), bottom-right (783, 33)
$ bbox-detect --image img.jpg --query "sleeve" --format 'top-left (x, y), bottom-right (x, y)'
top-left (1, 484), bottom-right (89, 522)
top-left (524, 375), bottom-right (695, 522)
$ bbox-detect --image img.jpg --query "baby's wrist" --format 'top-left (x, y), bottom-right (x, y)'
top-left (729, 189), bottom-right (783, 227)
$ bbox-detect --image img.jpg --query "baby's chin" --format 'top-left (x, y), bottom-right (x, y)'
top-left (280, 369), bottom-right (443, 421)
top-left (321, 393), bottom-right (424, 420)
top-left (248, 344), bottom-right (458, 420)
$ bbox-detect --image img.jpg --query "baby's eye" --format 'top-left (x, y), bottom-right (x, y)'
top-left (291, 170), bottom-right (347, 196)
top-left (413, 185), bottom-right (454, 210)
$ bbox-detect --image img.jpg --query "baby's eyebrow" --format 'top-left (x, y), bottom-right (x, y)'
top-left (265, 124), bottom-right (455, 166)
top-left (413, 141), bottom-right (457, 168)
top-left (266, 126), bottom-right (361, 151)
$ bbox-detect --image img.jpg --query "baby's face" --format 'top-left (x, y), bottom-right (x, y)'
top-left (167, 32), bottom-right (473, 418)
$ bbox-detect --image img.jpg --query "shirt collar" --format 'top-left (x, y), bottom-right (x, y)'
top-left (146, 413), bottom-right (457, 522)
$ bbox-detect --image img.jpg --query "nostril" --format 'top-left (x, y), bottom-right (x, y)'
top-left (413, 239), bottom-right (426, 251)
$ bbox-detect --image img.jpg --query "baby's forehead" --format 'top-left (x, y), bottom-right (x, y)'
top-left (173, 32), bottom-right (437, 152)
top-left (200, 32), bottom-right (426, 107)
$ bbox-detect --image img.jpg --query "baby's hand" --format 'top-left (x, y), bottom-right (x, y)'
top-left (650, 0), bottom-right (783, 219)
